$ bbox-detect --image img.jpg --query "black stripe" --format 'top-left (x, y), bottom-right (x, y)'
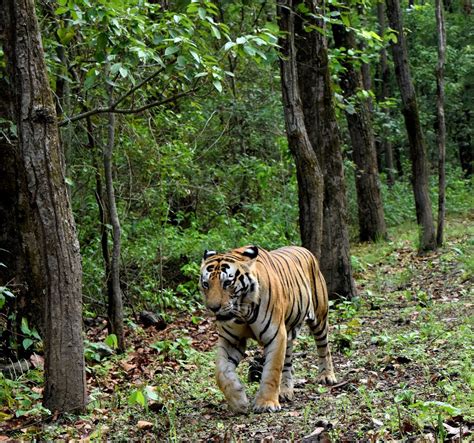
top-left (263, 328), bottom-right (280, 349)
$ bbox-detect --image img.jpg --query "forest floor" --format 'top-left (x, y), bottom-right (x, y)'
top-left (1, 215), bottom-right (473, 442)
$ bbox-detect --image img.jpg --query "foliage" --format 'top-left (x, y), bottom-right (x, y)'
top-left (0, 370), bottom-right (49, 420)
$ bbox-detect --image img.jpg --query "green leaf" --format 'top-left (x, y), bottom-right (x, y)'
top-left (341, 14), bottom-right (351, 27)
top-left (144, 386), bottom-right (160, 401)
top-left (176, 55), bottom-right (187, 66)
top-left (57, 27), bottom-right (75, 44)
top-left (224, 41), bottom-right (236, 51)
top-left (243, 45), bottom-right (256, 57)
top-left (23, 338), bottom-right (34, 350)
top-left (0, 287), bottom-right (14, 298)
top-left (54, 6), bottom-right (70, 15)
top-left (189, 50), bottom-right (201, 64)
top-left (198, 7), bottom-right (206, 20)
top-left (128, 389), bottom-right (146, 408)
top-left (211, 25), bottom-right (221, 40)
top-left (213, 80), bottom-right (222, 93)
top-left (21, 317), bottom-right (31, 335)
top-left (104, 334), bottom-right (118, 349)
top-left (165, 46), bottom-right (179, 56)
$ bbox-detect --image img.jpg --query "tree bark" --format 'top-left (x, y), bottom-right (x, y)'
top-left (435, 0), bottom-right (446, 246)
top-left (277, 0), bottom-right (325, 260)
top-left (0, 96), bottom-right (40, 359)
top-left (385, 0), bottom-right (436, 252)
top-left (103, 85), bottom-right (125, 353)
top-left (332, 19), bottom-right (388, 242)
top-left (294, 0), bottom-right (357, 298)
top-left (1, 0), bottom-right (86, 412)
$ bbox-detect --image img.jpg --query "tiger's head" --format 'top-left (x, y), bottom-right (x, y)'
top-left (199, 245), bottom-right (260, 321)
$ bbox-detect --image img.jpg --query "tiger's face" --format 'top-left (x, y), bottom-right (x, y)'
top-left (200, 246), bottom-right (260, 321)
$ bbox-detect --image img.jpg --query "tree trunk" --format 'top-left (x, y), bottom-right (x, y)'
top-left (385, 0), bottom-right (437, 252)
top-left (1, 0), bottom-right (86, 412)
top-left (277, 0), bottom-right (325, 260)
top-left (435, 0), bottom-right (446, 246)
top-left (376, 2), bottom-right (396, 186)
top-left (0, 94), bottom-right (40, 359)
top-left (294, 0), bottom-right (357, 299)
top-left (103, 86), bottom-right (125, 353)
top-left (332, 19), bottom-right (388, 242)
top-left (86, 115), bottom-right (113, 307)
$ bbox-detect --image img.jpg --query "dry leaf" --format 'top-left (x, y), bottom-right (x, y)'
top-left (137, 420), bottom-right (153, 430)
top-left (303, 427), bottom-right (325, 439)
top-left (30, 353), bottom-right (44, 369)
top-left (120, 362), bottom-right (136, 372)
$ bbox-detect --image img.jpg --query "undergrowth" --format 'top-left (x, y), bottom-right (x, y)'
top-left (1, 214), bottom-right (472, 441)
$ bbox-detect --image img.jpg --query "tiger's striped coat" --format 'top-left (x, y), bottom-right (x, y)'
top-left (200, 245), bottom-right (336, 413)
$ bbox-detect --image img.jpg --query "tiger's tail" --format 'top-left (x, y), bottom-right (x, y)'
top-left (307, 259), bottom-right (337, 385)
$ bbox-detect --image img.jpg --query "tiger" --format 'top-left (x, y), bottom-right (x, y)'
top-left (199, 245), bottom-right (336, 414)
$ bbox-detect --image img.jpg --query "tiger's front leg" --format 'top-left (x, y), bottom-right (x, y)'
top-left (254, 327), bottom-right (286, 413)
top-left (215, 336), bottom-right (248, 414)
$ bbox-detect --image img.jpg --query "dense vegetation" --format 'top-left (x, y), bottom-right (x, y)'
top-left (0, 0), bottom-right (472, 440)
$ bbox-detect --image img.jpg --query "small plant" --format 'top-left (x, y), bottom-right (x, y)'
top-left (0, 285), bottom-right (15, 309)
top-left (128, 385), bottom-right (160, 411)
top-left (84, 334), bottom-right (117, 363)
top-left (20, 317), bottom-right (42, 351)
top-left (150, 337), bottom-right (193, 362)
top-left (0, 371), bottom-right (50, 419)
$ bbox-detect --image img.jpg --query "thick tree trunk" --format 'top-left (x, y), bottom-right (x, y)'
top-left (277, 0), bottom-right (324, 260)
top-left (103, 87), bottom-right (125, 353)
top-left (1, 0), bottom-right (86, 412)
top-left (294, 0), bottom-right (357, 299)
top-left (0, 79), bottom-right (38, 358)
top-left (385, 0), bottom-right (436, 252)
top-left (376, 2), bottom-right (396, 186)
top-left (435, 0), bottom-right (446, 246)
top-left (332, 20), bottom-right (387, 242)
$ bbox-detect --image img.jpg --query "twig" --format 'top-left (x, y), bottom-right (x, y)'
top-left (59, 87), bottom-right (198, 126)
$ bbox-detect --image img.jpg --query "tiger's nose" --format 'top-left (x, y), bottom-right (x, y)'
top-left (208, 304), bottom-right (221, 313)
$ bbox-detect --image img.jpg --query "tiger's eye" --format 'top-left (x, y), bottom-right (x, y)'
top-left (202, 281), bottom-right (209, 289)
top-left (223, 280), bottom-right (231, 289)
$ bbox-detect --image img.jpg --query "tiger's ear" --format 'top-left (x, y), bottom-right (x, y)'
top-left (241, 245), bottom-right (259, 260)
top-left (203, 250), bottom-right (218, 260)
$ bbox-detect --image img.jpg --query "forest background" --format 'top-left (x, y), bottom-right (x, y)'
top-left (0, 0), bottom-right (472, 440)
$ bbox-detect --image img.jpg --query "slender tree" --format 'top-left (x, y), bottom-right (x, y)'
top-left (1, 0), bottom-right (87, 412)
top-left (376, 2), bottom-right (396, 186)
top-left (385, 0), bottom-right (436, 252)
top-left (435, 0), bottom-right (447, 246)
top-left (294, 0), bottom-right (357, 298)
top-left (278, 0), bottom-right (325, 260)
top-left (332, 18), bottom-right (388, 242)
top-left (104, 84), bottom-right (125, 352)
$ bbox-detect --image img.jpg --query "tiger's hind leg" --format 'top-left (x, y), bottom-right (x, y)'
top-left (307, 316), bottom-right (337, 385)
top-left (279, 336), bottom-right (295, 402)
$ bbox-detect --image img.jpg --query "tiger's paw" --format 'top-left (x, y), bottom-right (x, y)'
top-left (228, 395), bottom-right (249, 415)
top-left (279, 386), bottom-right (294, 403)
top-left (253, 398), bottom-right (281, 413)
top-left (316, 370), bottom-right (337, 386)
